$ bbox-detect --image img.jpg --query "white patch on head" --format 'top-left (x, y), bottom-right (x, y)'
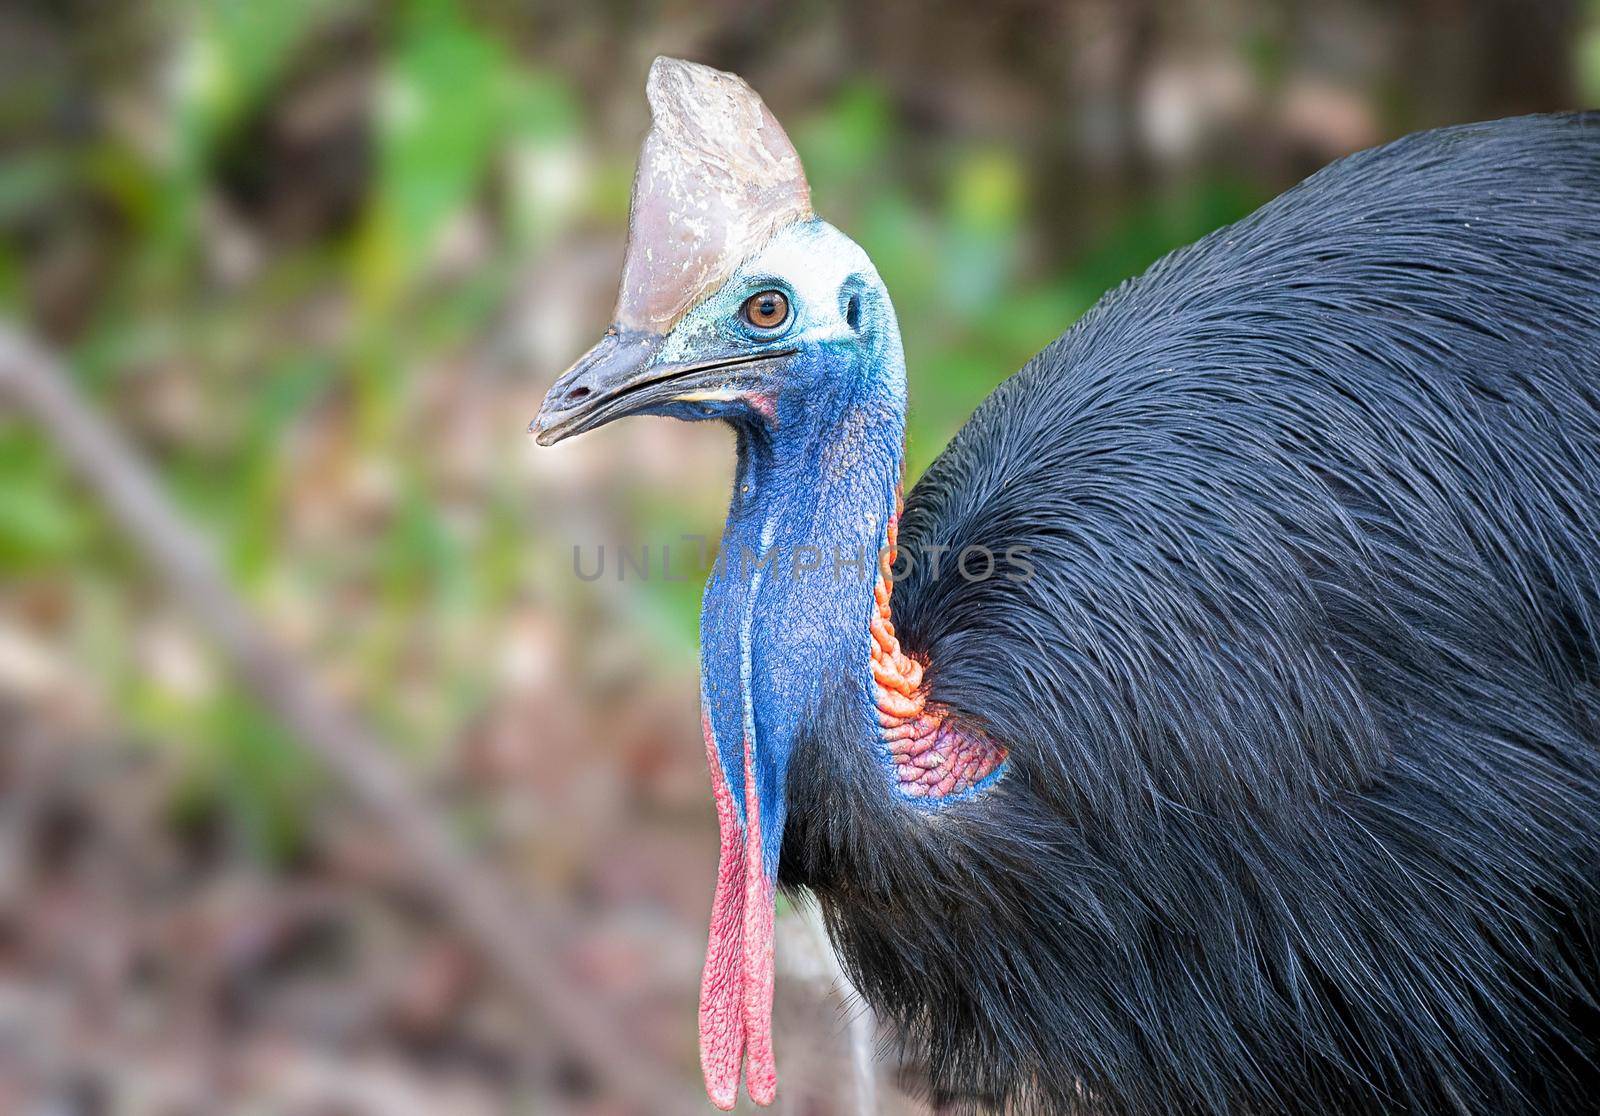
top-left (655, 220), bottom-right (892, 363)
top-left (738, 221), bottom-right (876, 343)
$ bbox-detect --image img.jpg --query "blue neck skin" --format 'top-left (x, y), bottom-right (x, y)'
top-left (700, 324), bottom-right (907, 877)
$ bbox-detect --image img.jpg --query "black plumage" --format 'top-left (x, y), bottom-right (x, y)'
top-left (781, 113), bottom-right (1600, 1115)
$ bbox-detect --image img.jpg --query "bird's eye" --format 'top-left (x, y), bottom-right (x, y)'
top-left (741, 290), bottom-right (790, 330)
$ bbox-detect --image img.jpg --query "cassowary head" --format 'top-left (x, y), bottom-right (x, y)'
top-left (534, 58), bottom-right (921, 1108)
top-left (534, 58), bottom-right (903, 446)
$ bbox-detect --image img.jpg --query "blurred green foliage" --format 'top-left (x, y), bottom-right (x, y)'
top-left (1582, 0), bottom-right (1600, 107)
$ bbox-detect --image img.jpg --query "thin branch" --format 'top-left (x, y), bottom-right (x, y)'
top-left (0, 327), bottom-right (703, 1116)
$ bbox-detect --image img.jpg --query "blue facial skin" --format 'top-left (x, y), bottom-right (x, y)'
top-left (652, 219), bottom-right (910, 876)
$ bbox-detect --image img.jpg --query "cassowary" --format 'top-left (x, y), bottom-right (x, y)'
top-left (533, 59), bottom-right (1600, 1115)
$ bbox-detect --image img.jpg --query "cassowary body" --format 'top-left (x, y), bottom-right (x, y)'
top-left (788, 112), bottom-right (1600, 1115)
top-left (535, 61), bottom-right (1600, 1116)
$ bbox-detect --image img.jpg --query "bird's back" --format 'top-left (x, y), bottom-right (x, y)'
top-left (791, 113), bottom-right (1600, 1115)
top-left (898, 111), bottom-right (1600, 814)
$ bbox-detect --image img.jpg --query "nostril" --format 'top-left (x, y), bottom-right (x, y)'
top-left (567, 385), bottom-right (591, 402)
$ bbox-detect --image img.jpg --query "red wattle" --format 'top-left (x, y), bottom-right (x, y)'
top-left (697, 716), bottom-right (778, 1108)
top-left (699, 716), bottom-right (747, 1109)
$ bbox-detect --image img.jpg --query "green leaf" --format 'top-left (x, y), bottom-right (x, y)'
top-left (1580, 1), bottom-right (1600, 106)
top-left (0, 432), bottom-right (90, 569)
top-left (357, 0), bottom-right (512, 307)
top-left (191, 0), bottom-right (344, 139)
top-left (153, 0), bottom-right (340, 267)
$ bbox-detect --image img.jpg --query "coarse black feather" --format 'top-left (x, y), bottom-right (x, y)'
top-left (780, 112), bottom-right (1600, 1115)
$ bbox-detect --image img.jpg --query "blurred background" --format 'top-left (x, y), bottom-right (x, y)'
top-left (1, 1), bottom-right (1597, 1112)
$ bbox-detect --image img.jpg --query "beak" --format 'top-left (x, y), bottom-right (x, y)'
top-left (531, 327), bottom-right (794, 446)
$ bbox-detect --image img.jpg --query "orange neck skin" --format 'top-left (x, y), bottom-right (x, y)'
top-left (871, 513), bottom-right (1008, 799)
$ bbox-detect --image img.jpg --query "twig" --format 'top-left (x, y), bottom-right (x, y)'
top-left (0, 327), bottom-right (703, 1116)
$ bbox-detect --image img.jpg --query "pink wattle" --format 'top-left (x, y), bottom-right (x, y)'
top-left (697, 715), bottom-right (778, 1108)
top-left (698, 716), bottom-right (747, 1108)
